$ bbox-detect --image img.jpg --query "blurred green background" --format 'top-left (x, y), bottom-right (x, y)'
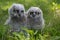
top-left (0, 0), bottom-right (60, 40)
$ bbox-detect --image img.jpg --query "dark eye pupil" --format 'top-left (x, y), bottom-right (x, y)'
top-left (13, 9), bottom-right (19, 13)
top-left (35, 12), bottom-right (40, 15)
top-left (21, 10), bottom-right (24, 13)
top-left (16, 10), bottom-right (19, 13)
top-left (38, 12), bottom-right (40, 14)
top-left (13, 9), bottom-right (15, 12)
top-left (30, 12), bottom-right (33, 15)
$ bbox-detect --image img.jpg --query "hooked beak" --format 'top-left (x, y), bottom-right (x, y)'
top-left (32, 13), bottom-right (36, 17)
top-left (14, 13), bottom-right (20, 18)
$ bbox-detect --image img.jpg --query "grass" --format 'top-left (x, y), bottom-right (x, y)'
top-left (0, 0), bottom-right (60, 40)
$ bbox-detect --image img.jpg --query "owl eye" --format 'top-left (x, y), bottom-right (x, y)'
top-left (13, 9), bottom-right (15, 12)
top-left (35, 12), bottom-right (40, 15)
top-left (21, 10), bottom-right (24, 13)
top-left (13, 9), bottom-right (19, 13)
top-left (16, 10), bottom-right (19, 13)
top-left (30, 12), bottom-right (33, 15)
top-left (37, 12), bottom-right (40, 15)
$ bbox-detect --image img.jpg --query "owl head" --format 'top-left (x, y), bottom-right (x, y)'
top-left (8, 3), bottom-right (25, 19)
top-left (27, 7), bottom-right (43, 19)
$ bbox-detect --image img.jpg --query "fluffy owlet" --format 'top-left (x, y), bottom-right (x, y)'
top-left (26, 7), bottom-right (44, 30)
top-left (4, 3), bottom-right (27, 32)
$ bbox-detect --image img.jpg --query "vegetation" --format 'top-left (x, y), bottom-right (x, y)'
top-left (0, 0), bottom-right (60, 40)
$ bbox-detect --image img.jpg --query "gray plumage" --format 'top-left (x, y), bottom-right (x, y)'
top-left (26, 7), bottom-right (44, 30)
top-left (4, 3), bottom-right (27, 32)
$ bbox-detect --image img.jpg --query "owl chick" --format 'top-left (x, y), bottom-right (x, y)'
top-left (4, 3), bottom-right (27, 32)
top-left (26, 7), bottom-right (44, 30)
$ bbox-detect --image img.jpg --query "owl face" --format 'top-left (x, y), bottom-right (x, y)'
top-left (27, 7), bottom-right (42, 19)
top-left (9, 4), bottom-right (25, 18)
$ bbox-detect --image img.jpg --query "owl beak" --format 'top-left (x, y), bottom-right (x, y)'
top-left (32, 13), bottom-right (36, 17)
top-left (14, 14), bottom-right (17, 16)
top-left (18, 14), bottom-right (21, 16)
top-left (14, 13), bottom-right (20, 18)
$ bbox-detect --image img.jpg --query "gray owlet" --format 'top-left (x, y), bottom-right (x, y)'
top-left (26, 7), bottom-right (44, 30)
top-left (4, 3), bottom-right (27, 32)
